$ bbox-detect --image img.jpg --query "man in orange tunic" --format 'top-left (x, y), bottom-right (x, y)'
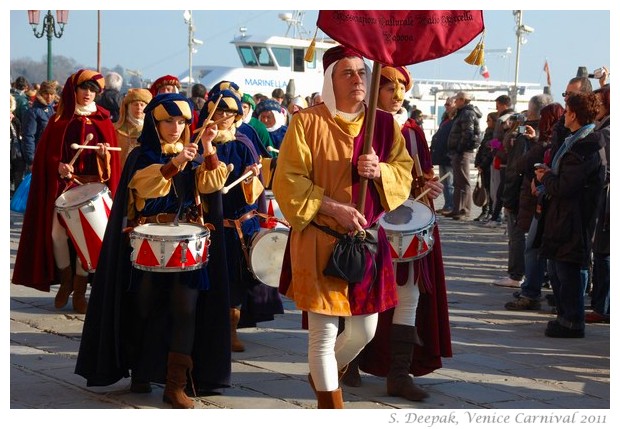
top-left (273, 46), bottom-right (412, 408)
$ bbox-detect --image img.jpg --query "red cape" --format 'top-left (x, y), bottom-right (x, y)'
top-left (12, 107), bottom-right (120, 292)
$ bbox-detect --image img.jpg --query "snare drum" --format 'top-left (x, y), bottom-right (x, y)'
top-left (379, 199), bottom-right (435, 262)
top-left (130, 223), bottom-right (210, 272)
top-left (55, 182), bottom-right (112, 272)
top-left (248, 227), bottom-right (289, 287)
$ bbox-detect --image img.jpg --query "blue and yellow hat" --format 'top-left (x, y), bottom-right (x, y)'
top-left (138, 93), bottom-right (193, 153)
top-left (206, 89), bottom-right (243, 121)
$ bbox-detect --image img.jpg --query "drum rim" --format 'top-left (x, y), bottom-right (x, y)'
top-left (378, 199), bottom-right (435, 232)
top-left (131, 261), bottom-right (208, 272)
top-left (130, 222), bottom-right (210, 241)
top-left (55, 183), bottom-right (110, 210)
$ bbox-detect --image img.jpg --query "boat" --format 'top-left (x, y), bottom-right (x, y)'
top-left (178, 11), bottom-right (338, 98)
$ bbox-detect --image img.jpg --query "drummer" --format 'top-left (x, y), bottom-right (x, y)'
top-left (196, 81), bottom-right (283, 353)
top-left (76, 93), bottom-right (233, 408)
top-left (340, 66), bottom-right (452, 401)
top-left (12, 69), bottom-right (120, 314)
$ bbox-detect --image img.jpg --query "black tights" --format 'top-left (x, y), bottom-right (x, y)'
top-left (135, 273), bottom-right (198, 355)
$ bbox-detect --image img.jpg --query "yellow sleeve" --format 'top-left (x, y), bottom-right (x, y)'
top-left (260, 157), bottom-right (275, 189)
top-left (373, 120), bottom-right (414, 211)
top-left (242, 176), bottom-right (265, 204)
top-left (272, 115), bottom-right (324, 231)
top-left (195, 161), bottom-right (231, 194)
top-left (127, 164), bottom-right (173, 213)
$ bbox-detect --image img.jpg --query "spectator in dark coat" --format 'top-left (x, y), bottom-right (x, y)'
top-left (587, 84), bottom-right (610, 323)
top-left (96, 72), bottom-right (123, 123)
top-left (494, 94), bottom-right (551, 289)
top-left (446, 91), bottom-right (482, 220)
top-left (505, 103), bottom-right (565, 310)
top-left (11, 76), bottom-right (31, 124)
top-left (21, 80), bottom-right (58, 170)
top-left (535, 92), bottom-right (605, 338)
top-left (430, 96), bottom-right (456, 214)
top-left (473, 111), bottom-right (498, 221)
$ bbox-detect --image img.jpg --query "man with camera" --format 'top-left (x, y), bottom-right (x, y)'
top-left (496, 95), bottom-right (552, 291)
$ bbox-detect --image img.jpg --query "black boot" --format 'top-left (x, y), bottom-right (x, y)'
top-left (339, 355), bottom-right (362, 387)
top-left (386, 324), bottom-right (428, 401)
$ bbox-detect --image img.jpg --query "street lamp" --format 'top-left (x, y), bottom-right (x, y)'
top-left (28, 10), bottom-right (69, 81)
top-left (512, 10), bottom-right (534, 106)
top-left (183, 10), bottom-right (203, 93)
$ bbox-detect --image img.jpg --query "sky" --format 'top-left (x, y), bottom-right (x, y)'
top-left (7, 4), bottom-right (613, 104)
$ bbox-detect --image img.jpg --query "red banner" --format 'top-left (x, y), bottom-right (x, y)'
top-left (317, 10), bottom-right (485, 66)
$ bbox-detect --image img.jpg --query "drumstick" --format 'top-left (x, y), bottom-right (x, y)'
top-left (68, 133), bottom-right (93, 167)
top-left (222, 163), bottom-right (262, 194)
top-left (267, 146), bottom-right (279, 153)
top-left (413, 171), bottom-right (452, 202)
top-left (70, 143), bottom-right (121, 151)
top-left (193, 94), bottom-right (223, 142)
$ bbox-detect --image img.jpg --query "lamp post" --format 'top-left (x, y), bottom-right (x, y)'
top-left (183, 10), bottom-right (203, 94)
top-left (512, 10), bottom-right (534, 106)
top-left (28, 10), bottom-right (69, 81)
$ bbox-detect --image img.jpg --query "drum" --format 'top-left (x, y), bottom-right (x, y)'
top-left (264, 190), bottom-right (287, 228)
top-left (378, 199), bottom-right (435, 262)
top-left (248, 227), bottom-right (289, 287)
top-left (129, 223), bottom-right (210, 272)
top-left (55, 182), bottom-right (112, 272)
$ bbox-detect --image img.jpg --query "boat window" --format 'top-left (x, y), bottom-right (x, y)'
top-left (272, 47), bottom-right (291, 68)
top-left (238, 46), bottom-right (258, 67)
top-left (293, 49), bottom-right (305, 72)
top-left (253, 46), bottom-right (275, 67)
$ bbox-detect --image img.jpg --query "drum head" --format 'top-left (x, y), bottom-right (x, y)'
top-left (131, 223), bottom-right (209, 239)
top-left (55, 182), bottom-right (108, 209)
top-left (379, 199), bottom-right (434, 232)
top-left (250, 228), bottom-right (288, 287)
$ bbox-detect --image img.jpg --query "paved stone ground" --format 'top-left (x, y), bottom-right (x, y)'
top-left (8, 188), bottom-right (611, 424)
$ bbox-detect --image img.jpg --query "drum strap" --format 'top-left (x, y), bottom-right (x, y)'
top-left (223, 210), bottom-right (286, 269)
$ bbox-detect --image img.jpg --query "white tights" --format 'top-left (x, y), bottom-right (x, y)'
top-left (51, 214), bottom-right (87, 276)
top-left (307, 311), bottom-right (378, 392)
top-left (392, 262), bottom-right (420, 326)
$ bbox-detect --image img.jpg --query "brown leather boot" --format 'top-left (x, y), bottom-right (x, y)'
top-left (54, 266), bottom-right (74, 309)
top-left (72, 275), bottom-right (89, 314)
top-left (386, 324), bottom-right (429, 401)
top-left (339, 356), bottom-right (362, 387)
top-left (163, 352), bottom-right (195, 409)
top-left (316, 388), bottom-right (345, 409)
top-left (230, 307), bottom-right (245, 352)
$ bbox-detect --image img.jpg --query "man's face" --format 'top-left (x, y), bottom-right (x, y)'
top-left (563, 82), bottom-right (582, 103)
top-left (158, 84), bottom-right (177, 94)
top-left (332, 57), bottom-right (366, 113)
top-left (454, 95), bottom-right (466, 109)
top-left (259, 110), bottom-right (276, 128)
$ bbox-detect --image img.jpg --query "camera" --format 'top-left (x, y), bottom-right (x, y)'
top-left (518, 125), bottom-right (526, 134)
top-left (509, 113), bottom-right (527, 124)
top-left (588, 67), bottom-right (606, 79)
